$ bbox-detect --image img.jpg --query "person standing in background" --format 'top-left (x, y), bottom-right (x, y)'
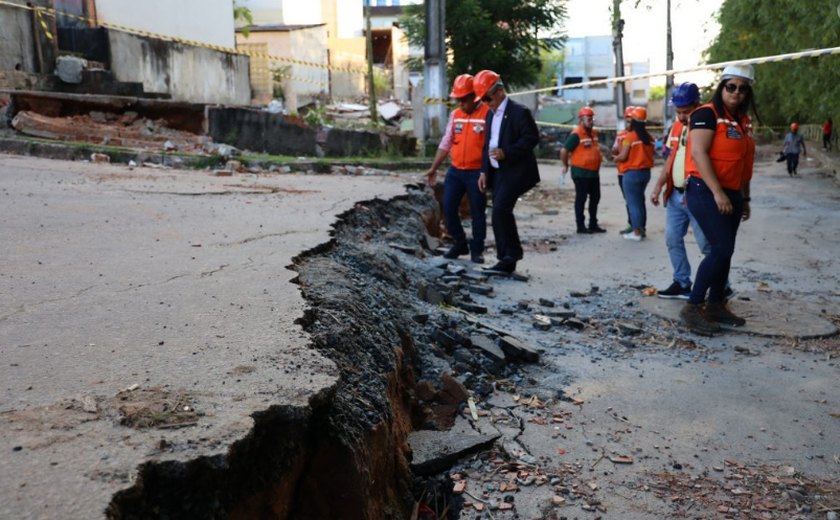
top-left (822, 118), bottom-right (833, 151)
top-left (561, 106), bottom-right (606, 234)
top-left (782, 122), bottom-right (806, 176)
top-left (613, 106), bottom-right (654, 241)
top-left (612, 106), bottom-right (634, 234)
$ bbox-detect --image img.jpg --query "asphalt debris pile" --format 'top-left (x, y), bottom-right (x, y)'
top-left (636, 460), bottom-right (840, 519)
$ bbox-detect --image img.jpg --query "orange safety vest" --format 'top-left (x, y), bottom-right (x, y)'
top-left (622, 130), bottom-right (655, 170)
top-left (661, 120), bottom-right (685, 204)
top-left (615, 130), bottom-right (629, 174)
top-left (569, 126), bottom-right (602, 172)
top-left (450, 103), bottom-right (490, 170)
top-left (685, 103), bottom-right (754, 190)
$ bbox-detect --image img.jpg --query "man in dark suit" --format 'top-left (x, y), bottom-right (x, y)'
top-left (474, 70), bottom-right (541, 273)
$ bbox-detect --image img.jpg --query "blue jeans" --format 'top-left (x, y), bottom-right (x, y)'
top-left (665, 189), bottom-right (710, 288)
top-left (623, 169), bottom-right (651, 231)
top-left (785, 153), bottom-right (799, 174)
top-left (443, 166), bottom-right (486, 254)
top-left (685, 177), bottom-right (743, 304)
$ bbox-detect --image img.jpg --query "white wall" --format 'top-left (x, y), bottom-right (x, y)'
top-left (95, 0), bottom-right (236, 48)
top-left (109, 30), bottom-right (251, 105)
top-left (336, 0), bottom-right (363, 38)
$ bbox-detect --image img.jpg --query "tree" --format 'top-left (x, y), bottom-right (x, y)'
top-left (705, 0), bottom-right (840, 126)
top-left (400, 0), bottom-right (568, 88)
top-left (233, 1), bottom-right (253, 38)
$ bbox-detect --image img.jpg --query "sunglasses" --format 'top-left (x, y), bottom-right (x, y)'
top-left (724, 82), bottom-right (750, 94)
top-left (481, 84), bottom-right (500, 102)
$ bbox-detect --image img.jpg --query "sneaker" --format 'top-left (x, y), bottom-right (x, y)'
top-left (619, 225), bottom-right (633, 235)
top-left (589, 225), bottom-right (607, 233)
top-left (679, 303), bottom-right (721, 335)
top-left (623, 231), bottom-right (642, 242)
top-left (705, 301), bottom-right (746, 326)
top-left (658, 281), bottom-right (691, 300)
top-left (443, 242), bottom-right (469, 259)
top-left (471, 253), bottom-right (485, 264)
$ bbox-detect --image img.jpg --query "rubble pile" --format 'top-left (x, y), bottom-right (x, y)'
top-left (11, 110), bottom-right (213, 153)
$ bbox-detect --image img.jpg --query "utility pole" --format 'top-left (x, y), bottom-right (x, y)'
top-left (424, 0), bottom-right (447, 146)
top-left (611, 0), bottom-right (627, 128)
top-left (664, 0), bottom-right (674, 124)
top-left (365, 0), bottom-right (378, 125)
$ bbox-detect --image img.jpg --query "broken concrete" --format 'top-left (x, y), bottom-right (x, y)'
top-left (408, 430), bottom-right (500, 476)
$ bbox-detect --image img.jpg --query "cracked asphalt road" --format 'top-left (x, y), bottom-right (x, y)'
top-left (0, 154), bottom-right (408, 519)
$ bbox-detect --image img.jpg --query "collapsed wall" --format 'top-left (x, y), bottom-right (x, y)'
top-left (107, 190), bottom-right (438, 519)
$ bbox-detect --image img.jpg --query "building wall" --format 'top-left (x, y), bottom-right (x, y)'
top-left (109, 30), bottom-right (251, 105)
top-left (95, 0), bottom-right (236, 48)
top-left (237, 26), bottom-right (330, 109)
top-left (560, 36), bottom-right (614, 104)
top-left (0, 2), bottom-right (37, 73)
top-left (322, 0), bottom-right (366, 99)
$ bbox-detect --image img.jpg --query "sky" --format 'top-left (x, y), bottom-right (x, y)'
top-left (563, 0), bottom-right (725, 87)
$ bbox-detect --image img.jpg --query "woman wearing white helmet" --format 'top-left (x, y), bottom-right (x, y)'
top-left (679, 64), bottom-right (758, 335)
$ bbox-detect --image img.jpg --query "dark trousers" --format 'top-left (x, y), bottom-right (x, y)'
top-left (617, 175), bottom-right (631, 226)
top-left (572, 176), bottom-right (601, 229)
top-left (490, 172), bottom-right (527, 262)
top-left (785, 153), bottom-right (799, 175)
top-left (442, 166), bottom-right (486, 253)
top-left (824, 133), bottom-right (832, 151)
top-left (686, 177), bottom-right (743, 304)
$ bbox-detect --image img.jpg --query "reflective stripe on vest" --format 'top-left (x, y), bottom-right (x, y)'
top-left (451, 103), bottom-right (490, 170)
top-left (570, 126), bottom-right (602, 172)
top-left (685, 103), bottom-right (753, 190)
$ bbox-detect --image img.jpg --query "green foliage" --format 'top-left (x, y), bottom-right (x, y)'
top-left (271, 66), bottom-right (291, 100)
top-left (649, 85), bottom-right (665, 101)
top-left (705, 0), bottom-right (840, 126)
top-left (400, 0), bottom-right (568, 88)
top-left (302, 104), bottom-right (329, 127)
top-left (537, 48), bottom-right (565, 90)
top-left (233, 2), bottom-right (253, 37)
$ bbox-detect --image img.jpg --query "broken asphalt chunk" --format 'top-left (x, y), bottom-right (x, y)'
top-left (454, 301), bottom-right (488, 314)
top-left (469, 334), bottom-right (506, 363)
top-left (498, 335), bottom-right (540, 362)
top-left (409, 431), bottom-right (502, 476)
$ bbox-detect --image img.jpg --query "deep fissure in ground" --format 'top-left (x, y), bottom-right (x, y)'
top-left (107, 188), bottom-right (496, 519)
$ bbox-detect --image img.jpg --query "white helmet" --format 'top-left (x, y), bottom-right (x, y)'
top-left (721, 64), bottom-right (755, 84)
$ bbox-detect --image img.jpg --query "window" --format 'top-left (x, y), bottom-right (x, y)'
top-left (632, 89), bottom-right (646, 98)
top-left (589, 76), bottom-right (608, 89)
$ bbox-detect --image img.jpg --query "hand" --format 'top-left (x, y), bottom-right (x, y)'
top-left (490, 147), bottom-right (505, 162)
top-left (424, 169), bottom-right (437, 187)
top-left (714, 190), bottom-right (733, 215)
top-left (478, 172), bottom-right (487, 193)
top-left (741, 200), bottom-right (751, 221)
top-left (651, 191), bottom-right (660, 207)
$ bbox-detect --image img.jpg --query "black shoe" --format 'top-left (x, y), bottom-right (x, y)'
top-left (723, 286), bottom-right (735, 302)
top-left (576, 227), bottom-right (592, 234)
top-left (443, 242), bottom-right (469, 259)
top-left (482, 260), bottom-right (516, 274)
top-left (589, 225), bottom-right (607, 233)
top-left (658, 281), bottom-right (691, 300)
top-left (471, 253), bottom-right (485, 264)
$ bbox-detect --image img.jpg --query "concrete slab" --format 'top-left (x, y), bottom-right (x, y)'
top-left (0, 154), bottom-right (409, 519)
top-left (638, 292), bottom-right (838, 338)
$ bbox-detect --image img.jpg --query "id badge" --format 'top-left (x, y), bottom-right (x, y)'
top-left (726, 125), bottom-right (741, 139)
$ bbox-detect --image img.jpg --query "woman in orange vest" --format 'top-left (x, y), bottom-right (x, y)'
top-left (612, 106), bottom-right (635, 234)
top-left (679, 64), bottom-right (757, 335)
top-left (613, 106), bottom-right (655, 241)
top-left (561, 106), bottom-right (605, 233)
top-left (425, 74), bottom-right (491, 263)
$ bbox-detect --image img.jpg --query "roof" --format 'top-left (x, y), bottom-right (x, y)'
top-left (370, 6), bottom-right (405, 16)
top-left (237, 23), bottom-right (326, 33)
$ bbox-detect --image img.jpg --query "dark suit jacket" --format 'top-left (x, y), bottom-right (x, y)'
top-left (481, 97), bottom-right (541, 192)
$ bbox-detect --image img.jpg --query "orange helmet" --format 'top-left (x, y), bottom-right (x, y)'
top-left (473, 70), bottom-right (502, 100)
top-left (630, 106), bottom-right (647, 122)
top-left (624, 106), bottom-right (635, 118)
top-left (790, 122), bottom-right (799, 131)
top-left (578, 106), bottom-right (594, 118)
top-left (450, 74), bottom-right (475, 99)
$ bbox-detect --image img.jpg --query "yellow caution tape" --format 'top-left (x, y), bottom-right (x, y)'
top-left (273, 72), bottom-right (328, 88)
top-left (0, 0), bottom-right (367, 75)
top-left (511, 46), bottom-right (840, 98)
top-left (34, 7), bottom-right (54, 41)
